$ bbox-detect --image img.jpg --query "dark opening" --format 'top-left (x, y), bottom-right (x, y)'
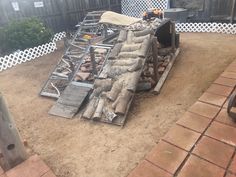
top-left (7, 144), bottom-right (15, 150)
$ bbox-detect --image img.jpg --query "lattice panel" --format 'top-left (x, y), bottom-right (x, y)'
top-left (176, 23), bottom-right (236, 34)
top-left (121, 0), bottom-right (168, 17)
top-left (53, 32), bottom-right (66, 42)
top-left (0, 42), bottom-right (56, 72)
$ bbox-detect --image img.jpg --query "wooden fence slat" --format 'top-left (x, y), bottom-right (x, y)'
top-left (0, 0), bottom-right (121, 32)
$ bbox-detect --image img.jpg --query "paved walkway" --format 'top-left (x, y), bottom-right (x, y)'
top-left (0, 155), bottom-right (56, 177)
top-left (128, 61), bottom-right (236, 177)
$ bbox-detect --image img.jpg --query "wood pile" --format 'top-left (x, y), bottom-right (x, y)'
top-left (82, 25), bottom-right (157, 125)
top-left (73, 47), bottom-right (110, 83)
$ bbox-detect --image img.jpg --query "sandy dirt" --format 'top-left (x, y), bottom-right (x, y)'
top-left (0, 33), bottom-right (236, 177)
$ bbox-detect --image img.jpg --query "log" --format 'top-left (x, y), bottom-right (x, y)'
top-left (82, 97), bottom-right (99, 119)
top-left (126, 71), bottom-right (141, 92)
top-left (138, 38), bottom-right (152, 58)
top-left (107, 66), bottom-right (129, 78)
top-left (106, 80), bottom-right (123, 101)
top-left (90, 84), bottom-right (112, 98)
top-left (133, 34), bottom-right (151, 43)
top-left (0, 93), bottom-right (27, 170)
top-left (137, 82), bottom-right (152, 91)
top-left (112, 59), bottom-right (139, 66)
top-left (134, 28), bottom-right (153, 37)
top-left (126, 31), bottom-right (134, 44)
top-left (98, 62), bottom-right (112, 79)
top-left (118, 51), bottom-right (139, 58)
top-left (128, 58), bottom-right (143, 72)
top-left (52, 72), bottom-right (68, 78)
top-left (120, 44), bottom-right (141, 52)
top-left (158, 47), bottom-right (172, 56)
top-left (93, 98), bottom-right (105, 120)
top-left (108, 43), bottom-right (123, 59)
top-left (117, 30), bottom-right (128, 42)
top-left (94, 79), bottom-right (112, 89)
top-left (103, 107), bottom-right (117, 122)
top-left (112, 93), bottom-right (121, 109)
top-left (115, 90), bottom-right (133, 115)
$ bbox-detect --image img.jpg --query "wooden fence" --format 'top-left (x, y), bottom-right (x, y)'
top-left (172, 0), bottom-right (236, 23)
top-left (0, 0), bottom-right (121, 32)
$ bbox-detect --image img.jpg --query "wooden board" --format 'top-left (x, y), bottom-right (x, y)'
top-left (152, 48), bottom-right (180, 95)
top-left (49, 82), bottom-right (92, 118)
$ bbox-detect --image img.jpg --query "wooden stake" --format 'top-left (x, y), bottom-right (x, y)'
top-left (0, 93), bottom-right (27, 171)
top-left (171, 22), bottom-right (176, 52)
top-left (152, 37), bottom-right (160, 82)
top-left (90, 47), bottom-right (97, 75)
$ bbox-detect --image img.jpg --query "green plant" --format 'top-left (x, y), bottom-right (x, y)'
top-left (0, 17), bottom-right (53, 55)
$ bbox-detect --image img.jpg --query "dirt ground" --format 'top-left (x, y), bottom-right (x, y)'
top-left (0, 33), bottom-right (236, 177)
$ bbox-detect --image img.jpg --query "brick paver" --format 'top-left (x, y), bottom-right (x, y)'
top-left (177, 111), bottom-right (211, 133)
top-left (128, 160), bottom-right (172, 177)
top-left (221, 71), bottom-right (236, 79)
top-left (146, 141), bottom-right (188, 174)
top-left (0, 167), bottom-right (4, 175)
top-left (225, 173), bottom-right (236, 177)
top-left (205, 121), bottom-right (236, 146)
top-left (206, 84), bottom-right (233, 97)
top-left (41, 170), bottom-right (57, 177)
top-left (223, 98), bottom-right (230, 108)
top-left (5, 155), bottom-right (52, 177)
top-left (192, 136), bottom-right (234, 168)
top-left (177, 155), bottom-right (225, 177)
top-left (188, 101), bottom-right (221, 119)
top-left (216, 108), bottom-right (236, 128)
top-left (126, 59), bottom-right (236, 177)
top-left (226, 65), bottom-right (236, 73)
top-left (162, 125), bottom-right (201, 151)
top-left (214, 77), bottom-right (236, 87)
top-left (229, 155), bottom-right (236, 174)
top-left (198, 92), bottom-right (227, 107)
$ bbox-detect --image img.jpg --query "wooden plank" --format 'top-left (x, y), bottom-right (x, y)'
top-left (152, 37), bottom-right (160, 82)
top-left (171, 22), bottom-right (176, 52)
top-left (153, 48), bottom-right (180, 95)
top-left (49, 83), bottom-right (91, 118)
top-left (0, 93), bottom-right (27, 171)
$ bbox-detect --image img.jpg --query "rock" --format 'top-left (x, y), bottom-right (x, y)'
top-left (76, 72), bottom-right (90, 81)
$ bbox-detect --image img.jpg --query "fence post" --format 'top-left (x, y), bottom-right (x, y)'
top-left (0, 93), bottom-right (27, 171)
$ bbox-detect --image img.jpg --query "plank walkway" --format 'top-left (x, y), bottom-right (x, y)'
top-left (128, 60), bottom-right (236, 177)
top-left (0, 155), bottom-right (56, 177)
top-left (49, 82), bottom-right (91, 118)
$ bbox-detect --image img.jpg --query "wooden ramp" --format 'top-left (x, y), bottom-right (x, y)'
top-left (49, 82), bottom-right (92, 118)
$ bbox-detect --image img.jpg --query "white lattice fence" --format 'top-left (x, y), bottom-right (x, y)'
top-left (53, 31), bottom-right (66, 42)
top-left (0, 32), bottom-right (66, 72)
top-left (121, 0), bottom-right (168, 18)
top-left (176, 23), bottom-right (236, 34)
top-left (0, 42), bottom-right (57, 72)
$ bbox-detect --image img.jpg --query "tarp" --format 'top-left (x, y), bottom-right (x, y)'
top-left (99, 11), bottom-right (141, 26)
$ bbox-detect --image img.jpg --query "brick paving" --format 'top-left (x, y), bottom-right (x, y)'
top-left (128, 60), bottom-right (236, 177)
top-left (0, 155), bottom-right (56, 177)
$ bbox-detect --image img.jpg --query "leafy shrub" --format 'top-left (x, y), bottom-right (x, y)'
top-left (0, 18), bottom-right (53, 55)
